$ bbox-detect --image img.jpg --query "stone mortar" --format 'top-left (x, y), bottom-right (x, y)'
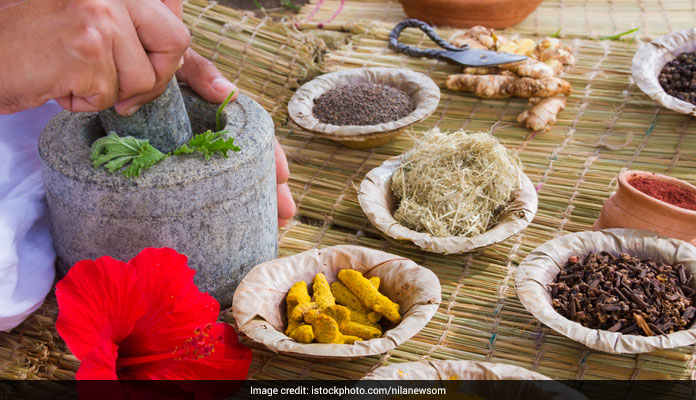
top-left (39, 85), bottom-right (278, 307)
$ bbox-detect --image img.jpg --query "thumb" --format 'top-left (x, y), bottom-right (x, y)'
top-left (176, 48), bottom-right (238, 103)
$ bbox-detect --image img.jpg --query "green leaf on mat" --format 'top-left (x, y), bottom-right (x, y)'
top-left (600, 28), bottom-right (639, 41)
top-left (281, 0), bottom-right (301, 11)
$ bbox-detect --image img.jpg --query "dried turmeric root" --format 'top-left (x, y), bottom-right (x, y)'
top-left (349, 310), bottom-right (382, 330)
top-left (517, 96), bottom-right (567, 132)
top-left (303, 309), bottom-right (319, 324)
top-left (369, 276), bottom-right (380, 289)
top-left (312, 273), bottom-right (335, 309)
top-left (285, 282), bottom-right (315, 343)
top-left (338, 269), bottom-right (401, 323)
top-left (322, 305), bottom-right (382, 340)
top-left (332, 281), bottom-right (370, 313)
top-left (343, 335), bottom-right (363, 344)
top-left (332, 277), bottom-right (384, 324)
top-left (312, 314), bottom-right (344, 344)
top-left (289, 301), bottom-right (317, 321)
top-left (287, 323), bottom-right (314, 344)
top-left (341, 321), bottom-right (382, 340)
top-left (287, 281), bottom-right (311, 310)
top-left (367, 277), bottom-right (383, 323)
top-left (446, 74), bottom-right (571, 99)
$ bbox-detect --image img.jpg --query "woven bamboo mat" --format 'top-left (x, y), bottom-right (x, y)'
top-left (297, 0), bottom-right (696, 40)
top-left (1, 0), bottom-right (696, 382)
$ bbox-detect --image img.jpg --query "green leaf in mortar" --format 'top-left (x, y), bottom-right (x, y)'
top-left (173, 130), bottom-right (241, 160)
top-left (91, 132), bottom-right (167, 178)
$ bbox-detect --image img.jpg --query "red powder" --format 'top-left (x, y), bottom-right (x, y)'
top-left (628, 177), bottom-right (696, 211)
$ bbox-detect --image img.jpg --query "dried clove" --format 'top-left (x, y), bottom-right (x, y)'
top-left (548, 252), bottom-right (696, 336)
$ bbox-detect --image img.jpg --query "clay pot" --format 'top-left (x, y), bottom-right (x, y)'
top-left (594, 171), bottom-right (696, 245)
top-left (398, 0), bottom-right (544, 29)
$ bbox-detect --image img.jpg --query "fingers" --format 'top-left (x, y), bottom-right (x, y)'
top-left (277, 182), bottom-right (296, 224)
top-left (115, 0), bottom-right (190, 115)
top-left (176, 48), bottom-right (238, 104)
top-left (57, 19), bottom-right (119, 112)
top-left (275, 139), bottom-right (290, 184)
top-left (160, 0), bottom-right (183, 18)
top-left (111, 9), bottom-right (156, 114)
top-left (274, 139), bottom-right (295, 225)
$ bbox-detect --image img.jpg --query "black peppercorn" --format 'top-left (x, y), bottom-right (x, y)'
top-left (659, 51), bottom-right (696, 106)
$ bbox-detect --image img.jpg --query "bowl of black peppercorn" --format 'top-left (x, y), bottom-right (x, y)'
top-left (632, 28), bottom-right (696, 116)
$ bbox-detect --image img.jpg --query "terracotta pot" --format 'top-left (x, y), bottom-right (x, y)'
top-left (594, 171), bottom-right (696, 245)
top-left (398, 0), bottom-right (544, 29)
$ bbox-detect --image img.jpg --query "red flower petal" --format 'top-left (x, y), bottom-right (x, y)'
top-left (118, 248), bottom-right (220, 358)
top-left (56, 257), bottom-right (146, 360)
top-left (76, 341), bottom-right (119, 380)
top-left (118, 324), bottom-right (252, 380)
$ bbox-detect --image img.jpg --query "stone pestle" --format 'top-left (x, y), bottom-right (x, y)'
top-left (98, 77), bottom-right (192, 153)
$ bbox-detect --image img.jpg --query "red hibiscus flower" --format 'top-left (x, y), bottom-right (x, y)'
top-left (56, 247), bottom-right (252, 380)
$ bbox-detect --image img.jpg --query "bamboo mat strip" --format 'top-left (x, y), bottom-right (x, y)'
top-left (297, 0), bottom-right (696, 40)
top-left (1, 0), bottom-right (695, 382)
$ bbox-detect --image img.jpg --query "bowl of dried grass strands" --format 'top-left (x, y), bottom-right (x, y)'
top-left (288, 67), bottom-right (440, 149)
top-left (358, 128), bottom-right (538, 255)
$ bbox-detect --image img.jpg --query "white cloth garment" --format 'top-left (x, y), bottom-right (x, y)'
top-left (0, 102), bottom-right (60, 331)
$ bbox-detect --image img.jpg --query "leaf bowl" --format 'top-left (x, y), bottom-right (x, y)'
top-left (232, 245), bottom-right (441, 359)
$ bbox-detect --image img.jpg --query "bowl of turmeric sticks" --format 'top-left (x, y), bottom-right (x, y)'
top-left (232, 245), bottom-right (441, 359)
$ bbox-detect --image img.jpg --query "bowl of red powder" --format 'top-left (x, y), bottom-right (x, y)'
top-left (595, 171), bottom-right (696, 245)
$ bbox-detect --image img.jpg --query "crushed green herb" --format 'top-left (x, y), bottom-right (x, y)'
top-left (91, 91), bottom-right (240, 178)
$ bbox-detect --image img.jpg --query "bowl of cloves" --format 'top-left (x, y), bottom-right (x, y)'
top-left (288, 67), bottom-right (440, 149)
top-left (516, 228), bottom-right (696, 354)
top-left (632, 28), bottom-right (696, 116)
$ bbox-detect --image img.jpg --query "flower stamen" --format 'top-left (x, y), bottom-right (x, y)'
top-left (116, 324), bottom-right (223, 368)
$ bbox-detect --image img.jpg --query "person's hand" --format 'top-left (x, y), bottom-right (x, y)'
top-left (176, 48), bottom-right (297, 227)
top-left (162, 0), bottom-right (295, 227)
top-left (0, 0), bottom-right (190, 115)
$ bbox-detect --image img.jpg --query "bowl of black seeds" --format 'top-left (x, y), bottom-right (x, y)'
top-left (632, 28), bottom-right (696, 116)
top-left (516, 229), bottom-right (696, 354)
top-left (288, 67), bottom-right (440, 149)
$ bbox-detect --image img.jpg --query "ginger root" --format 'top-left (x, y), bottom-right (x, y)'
top-left (448, 28), bottom-right (576, 133)
top-left (517, 96), bottom-right (567, 132)
top-left (338, 269), bottom-right (401, 323)
top-left (446, 74), bottom-right (571, 99)
top-left (450, 26), bottom-right (495, 50)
